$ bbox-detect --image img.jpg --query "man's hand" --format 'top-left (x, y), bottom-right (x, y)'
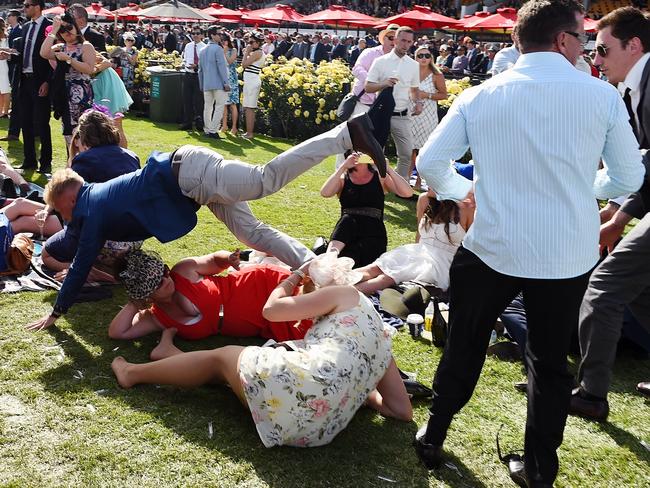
top-left (599, 219), bottom-right (625, 254)
top-left (26, 313), bottom-right (58, 332)
top-left (599, 201), bottom-right (620, 224)
top-left (384, 77), bottom-right (398, 88)
top-left (38, 82), bottom-right (49, 97)
top-left (412, 101), bottom-right (423, 116)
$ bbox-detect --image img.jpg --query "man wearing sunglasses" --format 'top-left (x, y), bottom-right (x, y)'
top-left (179, 27), bottom-right (205, 132)
top-left (413, 1), bottom-right (644, 486)
top-left (570, 7), bottom-right (650, 421)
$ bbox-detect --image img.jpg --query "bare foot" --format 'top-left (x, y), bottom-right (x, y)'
top-left (149, 328), bottom-right (183, 361)
top-left (111, 356), bottom-right (134, 388)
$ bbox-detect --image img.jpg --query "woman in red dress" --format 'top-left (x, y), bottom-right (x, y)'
top-left (109, 249), bottom-right (312, 357)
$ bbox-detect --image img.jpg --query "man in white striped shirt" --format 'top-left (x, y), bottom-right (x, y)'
top-left (413, 1), bottom-right (644, 486)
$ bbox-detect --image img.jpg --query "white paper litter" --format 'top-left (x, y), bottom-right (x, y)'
top-left (377, 475), bottom-right (396, 483)
top-left (208, 421), bottom-right (214, 439)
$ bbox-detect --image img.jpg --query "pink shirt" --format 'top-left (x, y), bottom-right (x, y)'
top-left (351, 45), bottom-right (385, 106)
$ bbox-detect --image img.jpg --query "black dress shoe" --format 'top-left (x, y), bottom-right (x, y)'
top-left (0, 134), bottom-right (19, 141)
top-left (179, 123), bottom-right (192, 130)
top-left (205, 132), bottom-right (220, 139)
top-left (346, 113), bottom-right (387, 177)
top-left (506, 455), bottom-right (528, 487)
top-left (38, 164), bottom-right (52, 174)
top-left (404, 379), bottom-right (433, 399)
top-left (569, 387), bottom-right (609, 422)
top-left (487, 340), bottom-right (523, 362)
top-left (413, 424), bottom-right (443, 469)
top-left (17, 162), bottom-right (37, 171)
top-left (514, 381), bottom-right (528, 393)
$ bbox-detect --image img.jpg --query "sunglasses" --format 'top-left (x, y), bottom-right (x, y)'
top-left (59, 24), bottom-right (74, 34)
top-left (192, 32), bottom-right (202, 35)
top-left (23, 3), bottom-right (36, 7)
top-left (417, 53), bottom-right (432, 59)
top-left (563, 31), bottom-right (588, 46)
top-left (385, 36), bottom-right (395, 41)
top-left (595, 44), bottom-right (608, 57)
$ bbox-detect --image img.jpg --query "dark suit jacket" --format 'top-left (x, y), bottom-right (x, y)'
top-left (83, 27), bottom-right (106, 52)
top-left (331, 43), bottom-right (348, 63)
top-left (619, 58), bottom-right (650, 217)
top-left (469, 52), bottom-right (485, 73)
top-left (7, 24), bottom-right (22, 82)
top-left (164, 32), bottom-right (177, 53)
top-left (310, 42), bottom-right (329, 64)
top-left (288, 41), bottom-right (308, 60)
top-left (274, 40), bottom-right (291, 58)
top-left (15, 17), bottom-right (53, 92)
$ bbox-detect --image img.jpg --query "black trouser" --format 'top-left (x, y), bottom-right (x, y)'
top-left (182, 72), bottom-right (203, 126)
top-left (8, 79), bottom-right (20, 137)
top-left (424, 247), bottom-right (590, 485)
top-left (19, 75), bottom-right (51, 168)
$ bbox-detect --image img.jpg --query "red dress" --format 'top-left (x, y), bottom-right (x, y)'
top-left (151, 264), bottom-right (312, 341)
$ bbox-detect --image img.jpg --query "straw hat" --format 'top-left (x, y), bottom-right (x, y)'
top-left (378, 23), bottom-right (400, 44)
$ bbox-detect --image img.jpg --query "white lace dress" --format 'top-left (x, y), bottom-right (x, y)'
top-left (411, 73), bottom-right (439, 150)
top-left (238, 293), bottom-right (394, 448)
top-left (374, 217), bottom-right (465, 290)
top-left (0, 38), bottom-right (10, 94)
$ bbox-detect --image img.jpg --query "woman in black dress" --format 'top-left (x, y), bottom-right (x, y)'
top-left (320, 153), bottom-right (412, 268)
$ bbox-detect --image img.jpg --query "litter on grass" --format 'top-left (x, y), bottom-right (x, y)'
top-left (208, 421), bottom-right (214, 439)
top-left (377, 475), bottom-right (396, 483)
top-left (641, 440), bottom-right (650, 452)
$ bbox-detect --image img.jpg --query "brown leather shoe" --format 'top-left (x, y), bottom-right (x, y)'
top-left (413, 424), bottom-right (443, 469)
top-left (0, 134), bottom-right (19, 141)
top-left (569, 387), bottom-right (609, 422)
top-left (346, 113), bottom-right (386, 177)
top-left (637, 381), bottom-right (650, 397)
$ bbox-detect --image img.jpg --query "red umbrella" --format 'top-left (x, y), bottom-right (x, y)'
top-left (43, 4), bottom-right (67, 16)
top-left (379, 5), bottom-right (460, 30)
top-left (584, 17), bottom-right (598, 33)
top-left (455, 11), bottom-right (491, 30)
top-left (466, 7), bottom-right (517, 31)
top-left (201, 3), bottom-right (243, 23)
top-left (242, 4), bottom-right (304, 25)
top-left (86, 2), bottom-right (114, 19)
top-left (115, 3), bottom-right (141, 21)
top-left (301, 5), bottom-right (379, 29)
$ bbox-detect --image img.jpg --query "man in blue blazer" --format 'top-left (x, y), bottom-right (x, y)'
top-left (26, 113), bottom-right (387, 330)
top-left (198, 26), bottom-right (230, 139)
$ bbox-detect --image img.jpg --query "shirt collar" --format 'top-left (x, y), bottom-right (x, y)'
top-left (514, 51), bottom-right (576, 70)
top-left (621, 52), bottom-right (650, 94)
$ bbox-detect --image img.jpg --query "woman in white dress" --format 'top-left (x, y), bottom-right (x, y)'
top-left (111, 253), bottom-right (412, 448)
top-left (241, 32), bottom-right (266, 140)
top-left (410, 45), bottom-right (447, 189)
top-left (0, 18), bottom-right (11, 117)
top-left (354, 191), bottom-right (473, 295)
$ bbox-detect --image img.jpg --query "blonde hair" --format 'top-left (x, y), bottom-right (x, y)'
top-left (308, 253), bottom-right (362, 288)
top-left (44, 168), bottom-right (84, 206)
top-left (415, 46), bottom-right (441, 75)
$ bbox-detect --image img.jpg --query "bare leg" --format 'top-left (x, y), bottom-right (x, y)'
top-left (365, 358), bottom-right (412, 421)
top-left (150, 328), bottom-right (183, 361)
top-left (111, 345), bottom-right (247, 404)
top-left (42, 248), bottom-right (69, 272)
top-left (0, 93), bottom-right (8, 115)
top-left (229, 104), bottom-right (238, 135)
top-left (222, 105), bottom-right (229, 134)
top-left (355, 273), bottom-right (396, 294)
top-left (244, 107), bottom-right (255, 138)
top-left (355, 263), bottom-right (384, 282)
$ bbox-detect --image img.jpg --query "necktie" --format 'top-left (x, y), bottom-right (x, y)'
top-left (193, 43), bottom-right (198, 65)
top-left (623, 87), bottom-right (639, 139)
top-left (23, 21), bottom-right (36, 70)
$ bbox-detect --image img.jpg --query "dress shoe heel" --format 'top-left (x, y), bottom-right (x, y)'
top-left (413, 424), bottom-right (443, 469)
top-left (346, 113), bottom-right (387, 177)
top-left (568, 387), bottom-right (609, 422)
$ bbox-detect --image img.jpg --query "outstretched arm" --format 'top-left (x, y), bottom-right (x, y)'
top-left (382, 164), bottom-right (413, 198)
top-left (171, 250), bottom-right (240, 282)
top-left (108, 302), bottom-right (163, 340)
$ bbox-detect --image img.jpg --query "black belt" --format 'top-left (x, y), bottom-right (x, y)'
top-left (342, 207), bottom-right (383, 219)
top-left (392, 109), bottom-right (408, 117)
top-left (21, 72), bottom-right (35, 78)
top-left (170, 146), bottom-right (190, 182)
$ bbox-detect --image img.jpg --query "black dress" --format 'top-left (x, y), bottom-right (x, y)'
top-left (330, 169), bottom-right (386, 268)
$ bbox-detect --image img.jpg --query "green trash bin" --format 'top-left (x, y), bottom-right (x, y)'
top-left (149, 70), bottom-right (184, 123)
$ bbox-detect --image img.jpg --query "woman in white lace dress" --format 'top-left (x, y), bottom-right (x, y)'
top-left (354, 191), bottom-right (473, 295)
top-left (111, 253), bottom-right (412, 448)
top-left (0, 19), bottom-right (11, 117)
top-left (410, 46), bottom-right (447, 189)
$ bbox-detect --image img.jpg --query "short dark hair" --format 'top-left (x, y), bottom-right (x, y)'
top-left (78, 110), bottom-right (120, 148)
top-left (516, 0), bottom-right (585, 53)
top-left (598, 7), bottom-right (650, 52)
top-left (8, 9), bottom-right (21, 18)
top-left (207, 26), bottom-right (220, 38)
top-left (396, 26), bottom-right (414, 37)
top-left (33, 0), bottom-right (45, 8)
top-left (68, 3), bottom-right (88, 21)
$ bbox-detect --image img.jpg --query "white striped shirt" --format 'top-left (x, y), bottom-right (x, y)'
top-left (416, 52), bottom-right (644, 279)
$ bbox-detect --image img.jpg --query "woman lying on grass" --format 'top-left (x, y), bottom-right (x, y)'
top-left (111, 253), bottom-right (412, 447)
top-left (110, 249), bottom-right (313, 353)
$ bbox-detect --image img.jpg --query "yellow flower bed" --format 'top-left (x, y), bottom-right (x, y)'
top-left (439, 77), bottom-right (472, 109)
top-left (258, 57), bottom-right (353, 139)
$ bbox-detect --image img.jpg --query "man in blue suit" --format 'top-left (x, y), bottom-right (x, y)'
top-left (26, 113), bottom-right (386, 331)
top-left (198, 26), bottom-right (230, 139)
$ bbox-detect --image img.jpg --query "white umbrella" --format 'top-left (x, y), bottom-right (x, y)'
top-left (138, 1), bottom-right (216, 22)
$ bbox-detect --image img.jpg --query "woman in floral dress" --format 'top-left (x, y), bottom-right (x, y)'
top-left (221, 33), bottom-right (239, 135)
top-left (111, 253), bottom-right (412, 447)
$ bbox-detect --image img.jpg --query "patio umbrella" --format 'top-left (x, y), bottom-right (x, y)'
top-left (115, 3), bottom-right (141, 21)
top-left (584, 17), bottom-right (598, 33)
top-left (138, 1), bottom-right (216, 22)
top-left (379, 5), bottom-right (460, 30)
top-left (86, 2), bottom-right (114, 20)
top-left (466, 7), bottom-right (517, 31)
top-left (301, 5), bottom-right (379, 29)
top-left (242, 4), bottom-right (303, 25)
top-left (43, 4), bottom-right (67, 16)
top-left (455, 11), bottom-right (491, 30)
top-left (201, 3), bottom-right (243, 23)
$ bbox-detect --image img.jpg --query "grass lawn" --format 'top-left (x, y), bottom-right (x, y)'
top-left (1, 116), bottom-right (649, 487)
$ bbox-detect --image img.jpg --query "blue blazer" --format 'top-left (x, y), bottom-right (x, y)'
top-left (198, 42), bottom-right (229, 91)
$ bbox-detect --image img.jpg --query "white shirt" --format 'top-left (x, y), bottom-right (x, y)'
top-left (366, 50), bottom-right (419, 111)
top-left (619, 52), bottom-right (650, 131)
top-left (416, 52), bottom-right (644, 279)
top-left (182, 41), bottom-right (206, 72)
top-left (23, 15), bottom-right (45, 73)
top-left (490, 44), bottom-right (519, 75)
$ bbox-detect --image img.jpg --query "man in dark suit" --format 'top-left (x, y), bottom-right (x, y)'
top-left (2, 10), bottom-right (22, 142)
top-left (331, 35), bottom-right (349, 63)
top-left (308, 34), bottom-right (329, 64)
top-left (570, 7), bottom-right (650, 420)
top-left (69, 3), bottom-right (106, 52)
top-left (466, 39), bottom-right (484, 73)
top-left (164, 25), bottom-right (177, 53)
top-left (3, 0), bottom-right (53, 172)
top-left (287, 33), bottom-right (308, 60)
top-left (274, 32), bottom-right (292, 58)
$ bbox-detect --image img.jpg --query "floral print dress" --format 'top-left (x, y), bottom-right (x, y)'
top-left (225, 47), bottom-right (239, 105)
top-left (238, 292), bottom-right (394, 447)
top-left (64, 43), bottom-right (93, 134)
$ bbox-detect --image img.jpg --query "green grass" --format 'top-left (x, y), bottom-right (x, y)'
top-left (1, 116), bottom-right (649, 487)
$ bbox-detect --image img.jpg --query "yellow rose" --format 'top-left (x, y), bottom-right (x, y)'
top-left (294, 109), bottom-right (301, 116)
top-left (303, 111), bottom-right (309, 117)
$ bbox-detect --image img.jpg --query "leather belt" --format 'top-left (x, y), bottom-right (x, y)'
top-left (392, 109), bottom-right (408, 116)
top-left (342, 207), bottom-right (383, 219)
top-left (170, 146), bottom-right (191, 182)
top-left (22, 72), bottom-right (35, 78)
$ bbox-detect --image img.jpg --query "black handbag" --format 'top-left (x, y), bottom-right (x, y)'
top-left (337, 89), bottom-right (365, 121)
